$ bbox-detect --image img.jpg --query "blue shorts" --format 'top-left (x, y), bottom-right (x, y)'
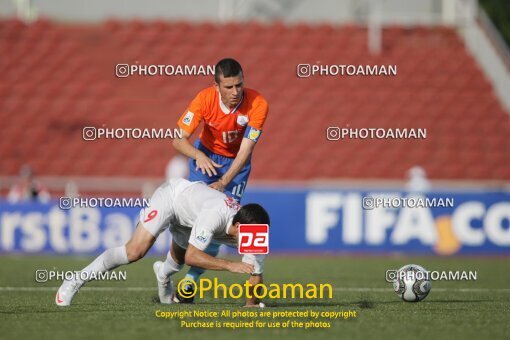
top-left (188, 140), bottom-right (251, 201)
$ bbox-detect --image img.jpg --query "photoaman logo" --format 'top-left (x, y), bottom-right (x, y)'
top-left (176, 278), bottom-right (333, 300)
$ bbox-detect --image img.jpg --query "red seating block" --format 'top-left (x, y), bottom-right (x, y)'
top-left (0, 20), bottom-right (508, 181)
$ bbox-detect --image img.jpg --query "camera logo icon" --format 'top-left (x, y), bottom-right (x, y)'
top-left (59, 197), bottom-right (73, 210)
top-left (35, 270), bottom-right (48, 283)
top-left (297, 64), bottom-right (312, 78)
top-left (82, 127), bottom-right (96, 141)
top-left (362, 197), bottom-right (375, 210)
top-left (385, 270), bottom-right (398, 283)
top-left (115, 64), bottom-right (130, 78)
top-left (326, 127), bottom-right (341, 141)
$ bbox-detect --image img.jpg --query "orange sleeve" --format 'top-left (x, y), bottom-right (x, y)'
top-left (177, 91), bottom-right (205, 135)
top-left (248, 96), bottom-right (269, 130)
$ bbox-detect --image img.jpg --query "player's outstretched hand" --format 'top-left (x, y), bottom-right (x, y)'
top-left (227, 261), bottom-right (254, 274)
top-left (195, 152), bottom-right (223, 177)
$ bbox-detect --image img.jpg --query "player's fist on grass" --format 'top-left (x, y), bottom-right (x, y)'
top-left (243, 302), bottom-right (266, 308)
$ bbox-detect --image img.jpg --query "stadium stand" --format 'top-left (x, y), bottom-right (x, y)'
top-left (1, 19), bottom-right (509, 184)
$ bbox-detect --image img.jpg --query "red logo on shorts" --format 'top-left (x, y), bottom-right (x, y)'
top-left (238, 224), bottom-right (269, 254)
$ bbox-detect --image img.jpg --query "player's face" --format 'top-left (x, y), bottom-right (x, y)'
top-left (216, 73), bottom-right (244, 109)
top-left (227, 222), bottom-right (241, 243)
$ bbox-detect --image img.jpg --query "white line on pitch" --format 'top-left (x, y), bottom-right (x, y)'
top-left (0, 287), bottom-right (508, 293)
top-left (0, 287), bottom-right (152, 292)
top-left (333, 287), bottom-right (510, 293)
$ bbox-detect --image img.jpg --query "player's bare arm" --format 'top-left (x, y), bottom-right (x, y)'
top-left (209, 137), bottom-right (256, 192)
top-left (173, 129), bottom-right (222, 177)
top-left (185, 244), bottom-right (254, 273)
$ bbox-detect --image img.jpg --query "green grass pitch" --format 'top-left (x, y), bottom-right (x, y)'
top-left (0, 255), bottom-right (508, 340)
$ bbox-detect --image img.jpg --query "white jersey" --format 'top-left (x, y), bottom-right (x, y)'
top-left (140, 178), bottom-right (265, 274)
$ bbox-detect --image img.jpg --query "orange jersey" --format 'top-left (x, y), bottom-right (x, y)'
top-left (177, 86), bottom-right (269, 158)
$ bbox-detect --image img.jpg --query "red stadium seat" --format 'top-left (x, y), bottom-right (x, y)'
top-left (0, 20), bottom-right (509, 181)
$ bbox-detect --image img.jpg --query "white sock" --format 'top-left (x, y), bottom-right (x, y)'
top-left (78, 246), bottom-right (129, 285)
top-left (158, 251), bottom-right (183, 280)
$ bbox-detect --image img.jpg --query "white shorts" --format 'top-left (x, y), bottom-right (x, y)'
top-left (169, 223), bottom-right (192, 250)
top-left (139, 179), bottom-right (192, 249)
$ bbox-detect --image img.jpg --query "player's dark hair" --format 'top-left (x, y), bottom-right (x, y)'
top-left (215, 58), bottom-right (243, 83)
top-left (233, 203), bottom-right (270, 226)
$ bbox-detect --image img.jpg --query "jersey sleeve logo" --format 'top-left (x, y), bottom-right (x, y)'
top-left (182, 111), bottom-right (194, 126)
top-left (195, 230), bottom-right (212, 244)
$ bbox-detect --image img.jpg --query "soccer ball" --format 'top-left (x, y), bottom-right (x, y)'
top-left (392, 264), bottom-right (431, 302)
